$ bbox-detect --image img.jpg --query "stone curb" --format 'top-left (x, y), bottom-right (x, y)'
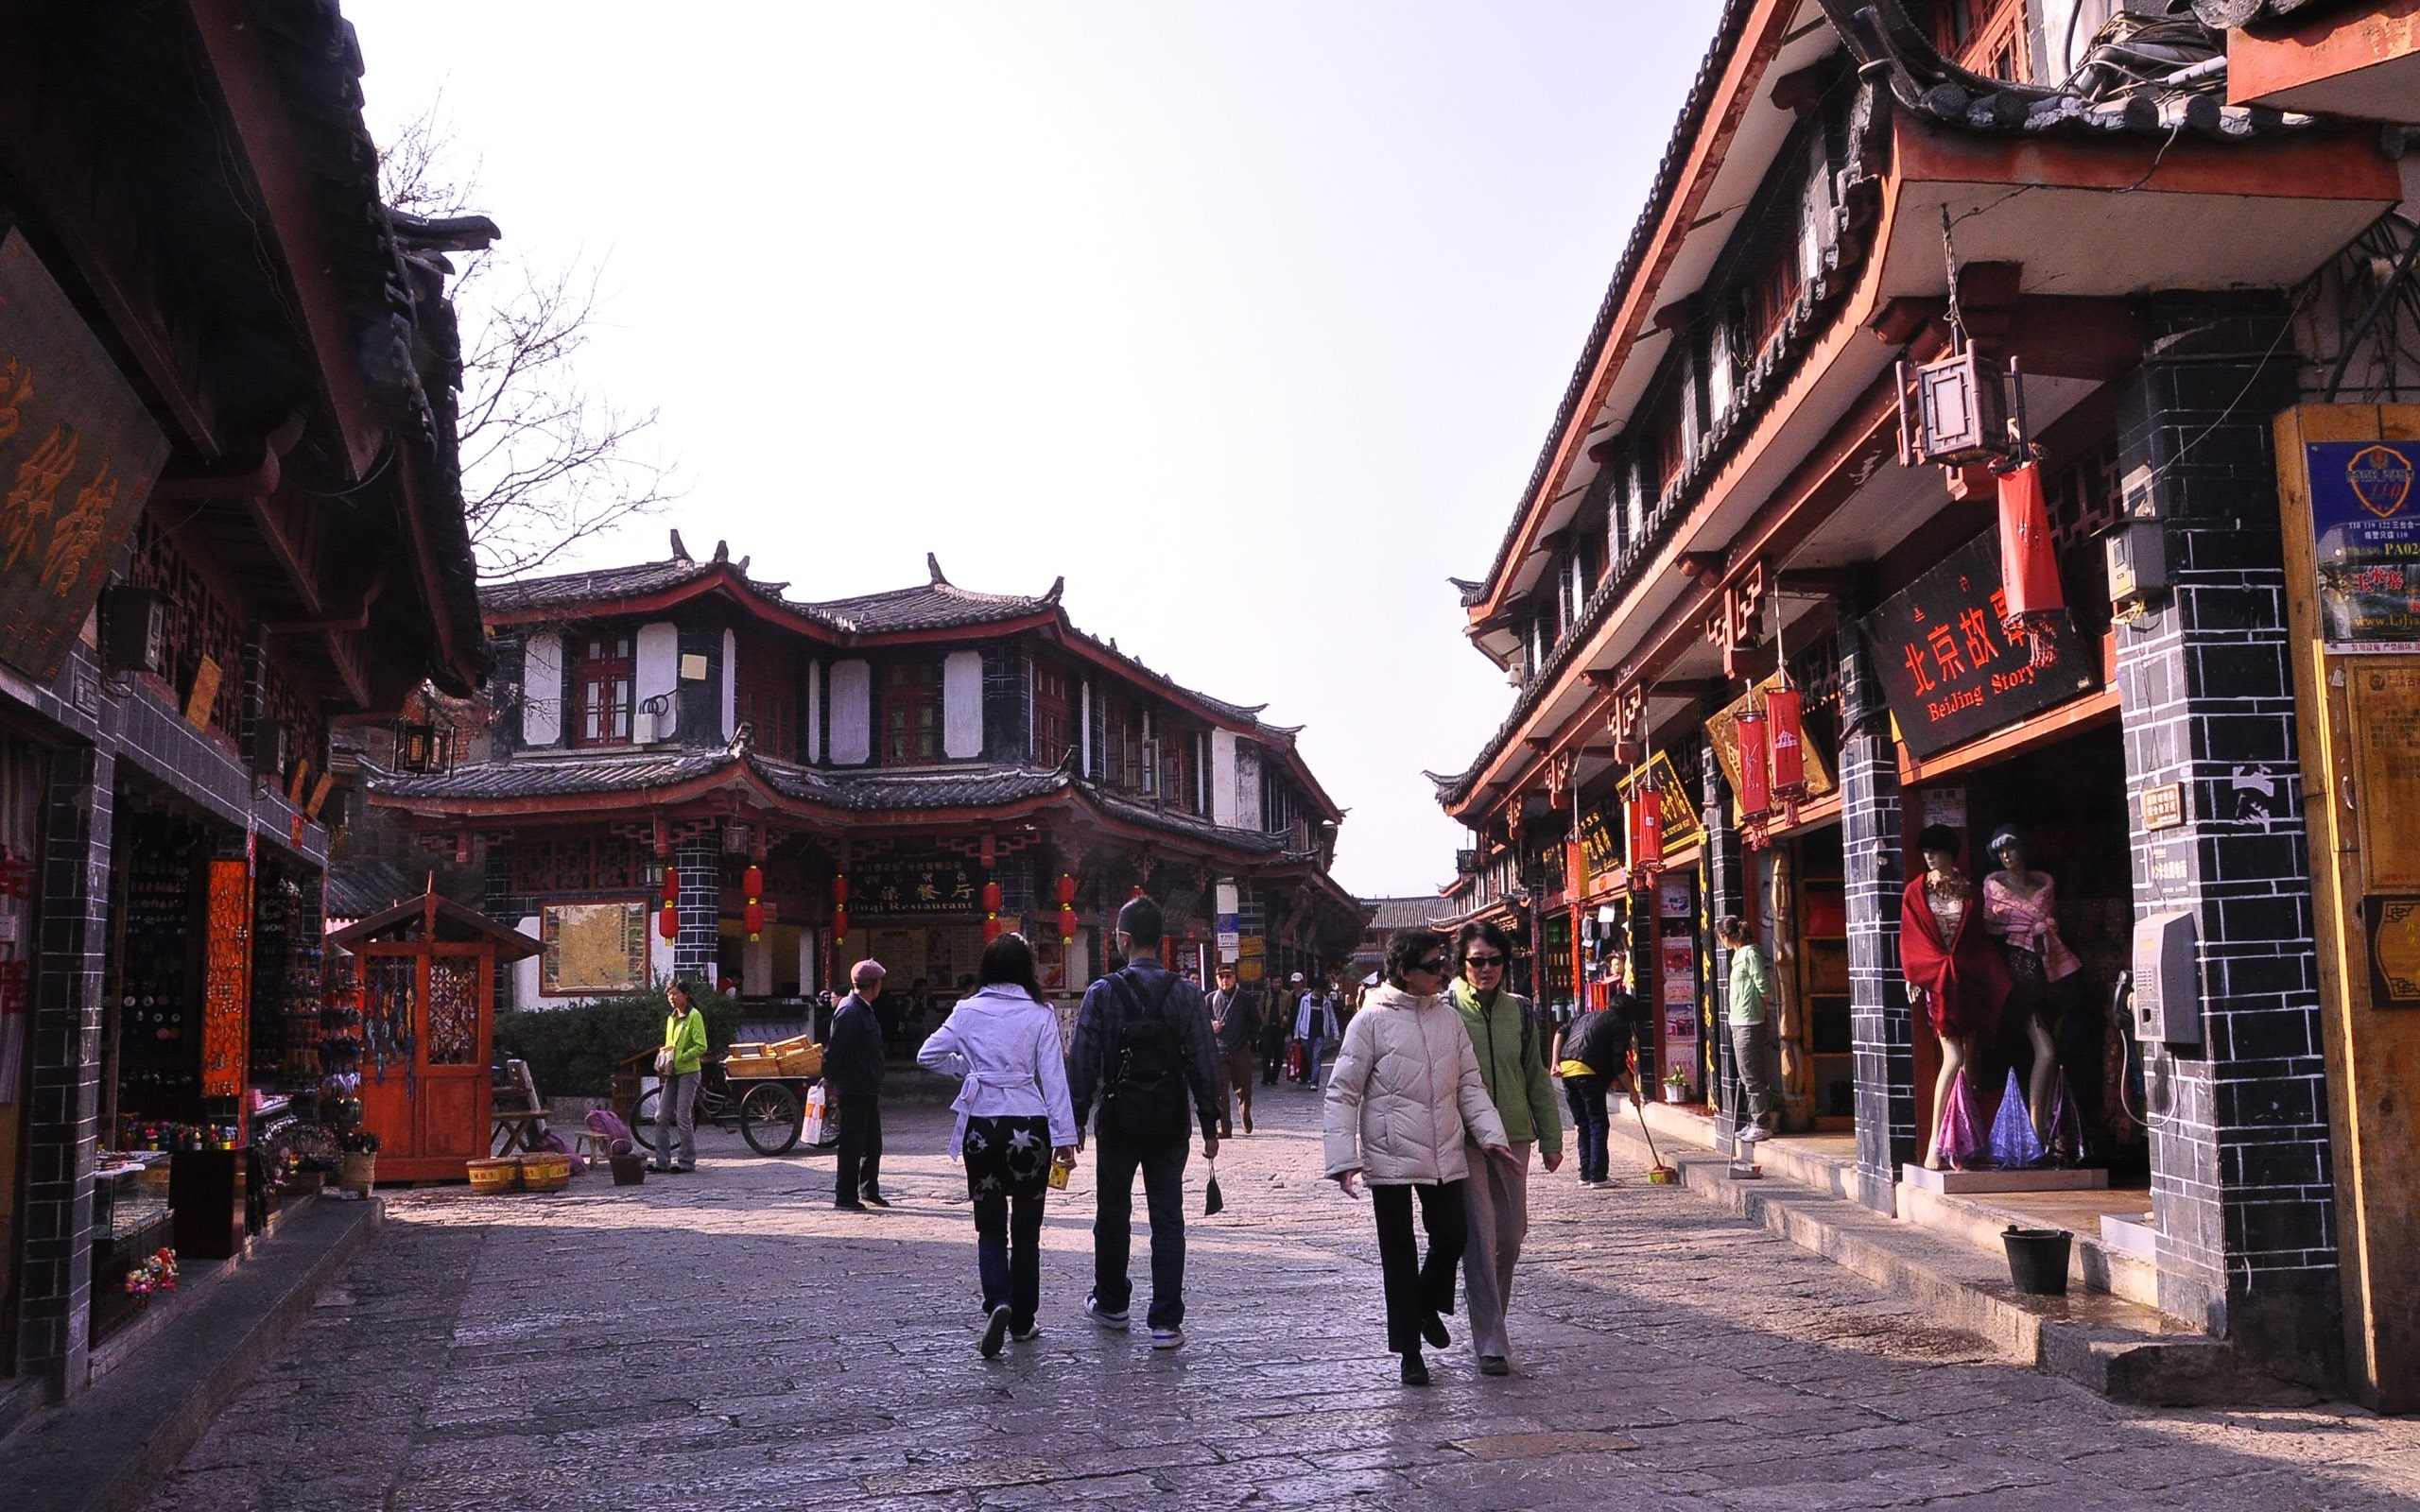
top-left (1599, 1114), bottom-right (2313, 1408)
top-left (0, 1195), bottom-right (384, 1512)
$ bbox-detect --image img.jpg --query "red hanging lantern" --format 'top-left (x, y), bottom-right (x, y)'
top-left (1735, 706), bottom-right (1771, 821)
top-left (832, 873), bottom-right (848, 908)
top-left (1996, 459), bottom-right (2064, 671)
top-left (743, 900), bottom-right (766, 939)
top-left (1766, 684), bottom-right (1807, 825)
top-left (742, 864), bottom-right (764, 901)
top-left (983, 916), bottom-right (1003, 943)
top-left (982, 881), bottom-right (1003, 915)
top-left (658, 901), bottom-right (679, 940)
top-left (661, 866), bottom-right (679, 905)
top-left (1055, 872), bottom-right (1077, 909)
top-left (832, 904), bottom-right (849, 942)
top-left (1632, 784), bottom-right (1664, 874)
top-left (1058, 903), bottom-right (1078, 944)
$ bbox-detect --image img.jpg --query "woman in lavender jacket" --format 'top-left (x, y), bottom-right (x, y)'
top-left (918, 933), bottom-right (1080, 1358)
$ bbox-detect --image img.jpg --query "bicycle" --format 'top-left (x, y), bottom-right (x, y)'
top-left (628, 1056), bottom-right (815, 1157)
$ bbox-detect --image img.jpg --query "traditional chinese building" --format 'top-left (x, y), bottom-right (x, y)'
top-left (367, 540), bottom-right (1362, 1014)
top-left (1434, 0), bottom-right (2420, 1404)
top-left (0, 3), bottom-right (489, 1399)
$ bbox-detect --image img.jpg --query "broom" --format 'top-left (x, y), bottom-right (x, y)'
top-left (1628, 1046), bottom-right (1678, 1184)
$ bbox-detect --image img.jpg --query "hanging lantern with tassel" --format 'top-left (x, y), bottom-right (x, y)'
top-left (1735, 706), bottom-right (1771, 822)
top-left (982, 879), bottom-right (1004, 943)
top-left (832, 904), bottom-right (849, 943)
top-left (742, 865), bottom-right (765, 941)
top-left (1056, 871), bottom-right (1079, 944)
top-left (1766, 684), bottom-right (1808, 827)
top-left (1996, 457), bottom-right (2065, 671)
top-left (658, 899), bottom-right (678, 941)
top-left (661, 866), bottom-right (678, 905)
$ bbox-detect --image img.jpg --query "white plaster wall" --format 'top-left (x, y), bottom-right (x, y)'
top-left (942, 650), bottom-right (984, 760)
top-left (521, 633), bottom-right (562, 747)
top-left (649, 919), bottom-right (675, 985)
top-left (512, 917), bottom-right (544, 1007)
top-left (721, 627), bottom-right (738, 741)
top-left (799, 929), bottom-right (820, 997)
top-left (636, 622), bottom-right (680, 739)
top-left (743, 932), bottom-right (771, 997)
top-left (1209, 730), bottom-right (1238, 826)
top-left (829, 660), bottom-right (872, 765)
top-left (804, 662), bottom-right (822, 764)
top-left (1236, 741), bottom-right (1264, 830)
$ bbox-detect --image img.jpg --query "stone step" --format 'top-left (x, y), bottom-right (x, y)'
top-left (1601, 1110), bottom-right (2312, 1407)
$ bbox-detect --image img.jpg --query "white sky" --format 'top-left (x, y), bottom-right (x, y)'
top-left (347, 1), bottom-right (1723, 898)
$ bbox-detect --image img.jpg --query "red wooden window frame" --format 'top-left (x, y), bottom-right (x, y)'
top-left (735, 632), bottom-right (798, 760)
top-left (881, 659), bottom-right (942, 765)
top-left (1032, 662), bottom-right (1075, 765)
top-left (574, 634), bottom-right (633, 747)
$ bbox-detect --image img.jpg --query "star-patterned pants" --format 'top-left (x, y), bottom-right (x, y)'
top-left (963, 1114), bottom-right (1053, 1330)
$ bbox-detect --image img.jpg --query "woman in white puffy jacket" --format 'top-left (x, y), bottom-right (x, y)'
top-left (1323, 928), bottom-right (1512, 1385)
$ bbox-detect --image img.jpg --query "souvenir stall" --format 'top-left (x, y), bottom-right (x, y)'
top-left (329, 892), bottom-right (541, 1183)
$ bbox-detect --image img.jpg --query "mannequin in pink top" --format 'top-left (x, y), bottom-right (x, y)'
top-left (1981, 827), bottom-right (2081, 1143)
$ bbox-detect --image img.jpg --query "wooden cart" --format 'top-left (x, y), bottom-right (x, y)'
top-left (614, 1038), bottom-right (823, 1157)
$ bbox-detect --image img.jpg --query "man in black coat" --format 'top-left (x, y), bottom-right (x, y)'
top-left (1067, 896), bottom-right (1221, 1349)
top-left (826, 958), bottom-right (890, 1211)
top-left (1204, 963), bottom-right (1262, 1138)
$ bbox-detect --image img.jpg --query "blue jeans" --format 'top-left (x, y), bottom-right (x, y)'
top-left (1299, 1037), bottom-right (1325, 1086)
top-left (1562, 1074), bottom-right (1610, 1183)
top-left (1093, 1136), bottom-right (1189, 1329)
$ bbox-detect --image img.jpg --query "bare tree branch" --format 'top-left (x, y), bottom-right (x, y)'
top-left (377, 99), bottom-right (680, 582)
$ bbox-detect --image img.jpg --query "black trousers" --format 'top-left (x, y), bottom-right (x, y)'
top-left (1372, 1179), bottom-right (1466, 1355)
top-left (1563, 1074), bottom-right (1611, 1184)
top-left (834, 1094), bottom-right (882, 1204)
top-left (1093, 1136), bottom-right (1189, 1329)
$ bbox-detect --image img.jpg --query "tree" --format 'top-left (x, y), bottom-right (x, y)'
top-left (378, 101), bottom-right (678, 580)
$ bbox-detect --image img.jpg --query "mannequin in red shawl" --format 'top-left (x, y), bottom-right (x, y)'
top-left (1900, 824), bottom-right (2012, 1170)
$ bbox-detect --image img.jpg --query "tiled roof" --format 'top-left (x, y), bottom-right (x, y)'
top-left (373, 750), bottom-right (735, 801)
top-left (480, 559), bottom-right (722, 614)
top-left (1362, 896), bottom-right (1449, 932)
top-left (806, 581), bottom-right (1053, 634)
top-left (752, 760), bottom-right (1070, 812)
top-left (323, 856), bottom-right (420, 922)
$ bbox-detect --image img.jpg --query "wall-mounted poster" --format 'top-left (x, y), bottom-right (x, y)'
top-left (541, 900), bottom-right (649, 995)
top-left (1860, 529), bottom-right (2097, 760)
top-left (2306, 439), bottom-right (2420, 651)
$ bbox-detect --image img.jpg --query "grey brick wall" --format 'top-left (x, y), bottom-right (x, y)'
top-left (674, 831), bottom-right (721, 983)
top-left (15, 745), bottom-right (112, 1394)
top-left (2113, 292), bottom-right (2340, 1386)
top-left (1839, 601), bottom-right (1912, 1215)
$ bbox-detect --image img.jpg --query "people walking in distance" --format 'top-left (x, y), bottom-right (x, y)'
top-left (918, 933), bottom-right (1080, 1358)
top-left (1717, 917), bottom-right (1774, 1146)
top-left (1324, 928), bottom-right (1512, 1386)
top-left (1295, 975), bottom-right (1340, 1088)
top-left (1258, 976), bottom-right (1290, 1087)
top-left (1067, 895), bottom-right (1223, 1349)
top-left (1450, 920), bottom-right (1564, 1376)
top-left (1551, 983), bottom-right (1637, 1188)
top-left (827, 958), bottom-right (891, 1211)
top-left (651, 978), bottom-right (708, 1173)
top-left (1205, 962), bottom-right (1262, 1136)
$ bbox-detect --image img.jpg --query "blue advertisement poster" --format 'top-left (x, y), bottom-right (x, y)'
top-left (2308, 439), bottom-right (2420, 651)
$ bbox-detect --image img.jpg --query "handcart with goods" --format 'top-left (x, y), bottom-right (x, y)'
top-left (614, 1036), bottom-right (823, 1156)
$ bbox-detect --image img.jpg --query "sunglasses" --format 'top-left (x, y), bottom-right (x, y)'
top-left (1413, 957), bottom-right (1449, 973)
top-left (1463, 954), bottom-right (1506, 968)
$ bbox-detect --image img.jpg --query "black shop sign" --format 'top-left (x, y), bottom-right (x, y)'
top-left (1860, 529), bottom-right (2097, 761)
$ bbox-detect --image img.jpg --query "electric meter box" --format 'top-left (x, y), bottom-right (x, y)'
top-left (2132, 910), bottom-right (2202, 1046)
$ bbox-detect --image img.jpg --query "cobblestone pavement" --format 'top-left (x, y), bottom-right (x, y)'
top-left (144, 1086), bottom-right (2420, 1511)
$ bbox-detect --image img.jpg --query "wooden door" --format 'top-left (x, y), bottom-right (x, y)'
top-left (414, 945), bottom-right (490, 1174)
top-left (355, 948), bottom-right (418, 1165)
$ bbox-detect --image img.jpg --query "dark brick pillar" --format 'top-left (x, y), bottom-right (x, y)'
top-left (2114, 293), bottom-right (2340, 1385)
top-left (1703, 744), bottom-right (1745, 1147)
top-left (1840, 605), bottom-right (1912, 1214)
top-left (674, 831), bottom-right (720, 984)
top-left (16, 746), bottom-right (112, 1396)
top-left (483, 836), bottom-right (523, 1008)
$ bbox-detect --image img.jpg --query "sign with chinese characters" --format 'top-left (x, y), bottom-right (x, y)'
top-left (0, 231), bottom-right (172, 682)
top-left (541, 900), bottom-right (650, 996)
top-left (200, 858), bottom-right (251, 1097)
top-left (1578, 799), bottom-right (1622, 882)
top-left (852, 854), bottom-right (982, 917)
top-left (2306, 440), bottom-right (2420, 651)
top-left (2142, 782), bottom-right (2186, 832)
top-left (1705, 676), bottom-right (1837, 823)
top-left (1860, 529), bottom-right (2097, 761)
top-left (1620, 752), bottom-right (1705, 857)
top-left (2365, 897), bottom-right (2420, 1008)
top-left (2348, 661), bottom-right (2420, 892)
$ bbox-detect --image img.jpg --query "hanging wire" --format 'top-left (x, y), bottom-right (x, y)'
top-left (1941, 207), bottom-right (1966, 353)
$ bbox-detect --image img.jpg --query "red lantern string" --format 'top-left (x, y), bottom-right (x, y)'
top-left (832, 873), bottom-right (848, 908)
top-left (658, 901), bottom-right (678, 941)
top-left (661, 867), bottom-right (679, 905)
top-left (1056, 872), bottom-right (1078, 908)
top-left (832, 905), bottom-right (849, 942)
top-left (1059, 904), bottom-right (1078, 944)
top-left (742, 865), bottom-right (764, 901)
top-left (744, 901), bottom-right (766, 939)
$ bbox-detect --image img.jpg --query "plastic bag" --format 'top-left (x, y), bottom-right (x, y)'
top-left (585, 1107), bottom-right (634, 1159)
top-left (1203, 1159), bottom-right (1224, 1217)
top-left (1986, 1069), bottom-right (2045, 1169)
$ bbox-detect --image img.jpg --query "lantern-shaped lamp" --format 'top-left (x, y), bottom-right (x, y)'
top-left (1996, 459), bottom-right (2065, 670)
top-left (982, 880), bottom-right (1004, 943)
top-left (1767, 685), bottom-right (1807, 825)
top-left (742, 865), bottom-right (765, 941)
top-left (658, 900), bottom-right (678, 940)
top-left (832, 873), bottom-right (848, 908)
top-left (1059, 904), bottom-right (1078, 944)
top-left (832, 904), bottom-right (849, 943)
top-left (661, 866), bottom-right (679, 905)
top-left (1056, 872), bottom-right (1078, 908)
top-left (1736, 707), bottom-right (1771, 820)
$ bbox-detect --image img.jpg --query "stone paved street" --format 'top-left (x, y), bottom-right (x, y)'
top-left (143, 1089), bottom-right (2420, 1511)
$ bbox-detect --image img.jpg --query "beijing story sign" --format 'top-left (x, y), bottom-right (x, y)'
top-left (1860, 529), bottom-right (2097, 761)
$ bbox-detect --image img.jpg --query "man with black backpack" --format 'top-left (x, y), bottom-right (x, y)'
top-left (1067, 895), bottom-right (1222, 1350)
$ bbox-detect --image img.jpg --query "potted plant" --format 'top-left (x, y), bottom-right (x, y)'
top-left (1662, 1069), bottom-right (1690, 1104)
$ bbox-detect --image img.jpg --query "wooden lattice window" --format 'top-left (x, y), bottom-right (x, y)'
top-left (129, 512), bottom-right (246, 736)
top-left (1032, 662), bottom-right (1075, 765)
top-left (511, 835), bottom-right (647, 895)
top-left (1934, 0), bottom-right (2030, 80)
top-left (574, 634), bottom-right (633, 746)
top-left (880, 659), bottom-right (941, 764)
top-left (735, 631), bottom-right (798, 760)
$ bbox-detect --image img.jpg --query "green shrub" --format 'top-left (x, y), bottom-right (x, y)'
top-left (493, 984), bottom-right (742, 1099)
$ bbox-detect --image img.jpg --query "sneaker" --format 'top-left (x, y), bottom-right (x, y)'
top-left (980, 1305), bottom-right (1011, 1359)
top-left (1478, 1354), bottom-right (1511, 1377)
top-left (1011, 1324), bottom-right (1043, 1343)
top-left (1150, 1325), bottom-right (1184, 1350)
top-left (1737, 1125), bottom-right (1770, 1144)
top-left (1084, 1294), bottom-right (1129, 1331)
top-left (859, 1192), bottom-right (892, 1208)
top-left (1400, 1349), bottom-right (1429, 1386)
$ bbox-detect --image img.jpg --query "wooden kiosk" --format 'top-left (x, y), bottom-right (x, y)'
top-left (328, 892), bottom-right (541, 1182)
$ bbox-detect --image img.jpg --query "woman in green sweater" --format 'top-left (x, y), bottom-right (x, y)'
top-left (1449, 921), bottom-right (1563, 1378)
top-left (654, 978), bottom-right (709, 1173)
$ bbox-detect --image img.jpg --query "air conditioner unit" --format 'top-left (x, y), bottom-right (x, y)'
top-left (1505, 649), bottom-right (1530, 689)
top-left (632, 707), bottom-right (657, 744)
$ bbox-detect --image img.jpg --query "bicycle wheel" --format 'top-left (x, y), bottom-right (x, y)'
top-left (739, 1082), bottom-right (803, 1156)
top-left (629, 1089), bottom-right (662, 1152)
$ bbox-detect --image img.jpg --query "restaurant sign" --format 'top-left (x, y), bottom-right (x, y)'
top-left (0, 231), bottom-right (171, 682)
top-left (2306, 439), bottom-right (2420, 652)
top-left (1860, 529), bottom-right (2096, 761)
top-left (851, 853), bottom-right (982, 917)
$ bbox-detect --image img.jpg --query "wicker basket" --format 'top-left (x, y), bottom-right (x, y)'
top-left (338, 1151), bottom-right (377, 1195)
top-left (520, 1153), bottom-right (573, 1194)
top-left (468, 1157), bottom-right (521, 1195)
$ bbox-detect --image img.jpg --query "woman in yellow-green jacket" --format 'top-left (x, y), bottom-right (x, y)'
top-left (654, 978), bottom-right (709, 1173)
top-left (1449, 921), bottom-right (1563, 1377)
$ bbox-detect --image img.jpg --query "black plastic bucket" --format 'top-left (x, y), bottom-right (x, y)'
top-left (610, 1152), bottom-right (648, 1187)
top-left (2002, 1226), bottom-right (2071, 1296)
